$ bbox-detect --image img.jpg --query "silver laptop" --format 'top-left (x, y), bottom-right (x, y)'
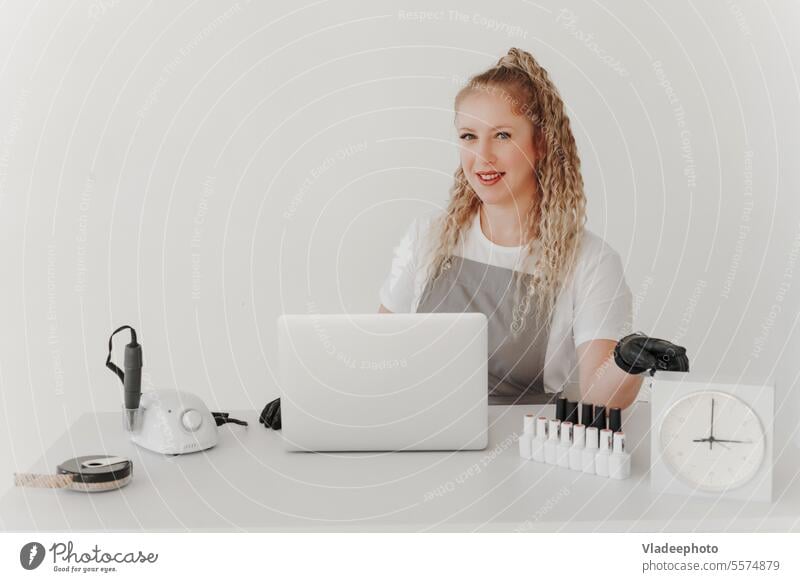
top-left (277, 312), bottom-right (488, 452)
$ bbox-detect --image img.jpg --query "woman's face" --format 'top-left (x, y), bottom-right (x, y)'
top-left (455, 89), bottom-right (541, 210)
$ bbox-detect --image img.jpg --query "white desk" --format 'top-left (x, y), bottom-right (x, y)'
top-left (2, 403), bottom-right (798, 532)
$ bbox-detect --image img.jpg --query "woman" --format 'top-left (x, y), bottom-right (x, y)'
top-left (378, 47), bottom-right (642, 409)
top-left (259, 49), bottom-right (689, 430)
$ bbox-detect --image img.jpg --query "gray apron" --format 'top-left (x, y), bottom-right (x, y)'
top-left (416, 255), bottom-right (555, 405)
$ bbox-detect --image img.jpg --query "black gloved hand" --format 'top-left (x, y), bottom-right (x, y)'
top-left (259, 397), bottom-right (281, 430)
top-left (613, 332), bottom-right (689, 376)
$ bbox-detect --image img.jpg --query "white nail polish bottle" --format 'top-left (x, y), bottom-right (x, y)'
top-left (531, 417), bottom-right (547, 463)
top-left (544, 419), bottom-right (560, 465)
top-left (609, 432), bottom-right (631, 479)
top-left (518, 414), bottom-right (535, 459)
top-left (557, 421), bottom-right (572, 468)
top-left (595, 429), bottom-right (613, 477)
top-left (582, 426), bottom-right (598, 474)
top-left (569, 424), bottom-right (585, 471)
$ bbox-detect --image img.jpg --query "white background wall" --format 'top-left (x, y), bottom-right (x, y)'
top-left (1, 0), bottom-right (798, 501)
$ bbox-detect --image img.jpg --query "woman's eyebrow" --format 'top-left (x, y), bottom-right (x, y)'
top-left (457, 125), bottom-right (514, 131)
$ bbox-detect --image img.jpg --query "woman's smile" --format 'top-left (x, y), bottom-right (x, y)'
top-left (476, 171), bottom-right (506, 186)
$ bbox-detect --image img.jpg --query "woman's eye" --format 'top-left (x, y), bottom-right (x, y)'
top-left (459, 133), bottom-right (475, 141)
top-left (496, 132), bottom-right (511, 139)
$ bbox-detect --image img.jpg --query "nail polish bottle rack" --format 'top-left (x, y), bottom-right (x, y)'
top-left (518, 400), bottom-right (631, 480)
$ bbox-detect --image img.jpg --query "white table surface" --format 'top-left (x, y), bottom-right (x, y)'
top-left (2, 403), bottom-right (798, 532)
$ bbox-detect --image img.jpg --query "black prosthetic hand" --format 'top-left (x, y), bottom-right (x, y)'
top-left (613, 332), bottom-right (689, 376)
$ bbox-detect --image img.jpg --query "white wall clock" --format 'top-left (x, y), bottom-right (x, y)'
top-left (650, 372), bottom-right (773, 502)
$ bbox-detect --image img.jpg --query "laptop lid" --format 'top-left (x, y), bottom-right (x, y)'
top-left (277, 313), bottom-right (488, 452)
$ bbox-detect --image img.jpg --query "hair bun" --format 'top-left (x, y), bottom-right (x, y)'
top-left (496, 47), bottom-right (527, 69)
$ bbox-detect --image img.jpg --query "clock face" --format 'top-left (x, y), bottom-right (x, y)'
top-left (659, 391), bottom-right (766, 492)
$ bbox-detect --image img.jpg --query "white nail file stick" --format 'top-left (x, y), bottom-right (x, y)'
top-left (582, 427), bottom-right (598, 474)
top-left (557, 421), bottom-right (572, 468)
top-left (609, 432), bottom-right (631, 479)
top-left (595, 429), bottom-right (613, 477)
top-left (544, 419), bottom-right (560, 465)
top-left (519, 414), bottom-right (535, 459)
top-left (569, 424), bottom-right (585, 471)
top-left (531, 417), bottom-right (547, 463)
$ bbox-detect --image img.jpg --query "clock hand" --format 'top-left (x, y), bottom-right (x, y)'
top-left (692, 436), bottom-right (733, 450)
top-left (710, 398), bottom-right (715, 451)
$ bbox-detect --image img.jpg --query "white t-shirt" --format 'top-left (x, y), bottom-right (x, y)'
top-left (378, 210), bottom-right (633, 397)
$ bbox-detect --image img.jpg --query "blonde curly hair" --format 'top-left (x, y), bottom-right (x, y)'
top-left (424, 47), bottom-right (587, 336)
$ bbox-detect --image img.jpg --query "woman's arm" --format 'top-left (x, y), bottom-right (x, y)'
top-left (576, 339), bottom-right (643, 410)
